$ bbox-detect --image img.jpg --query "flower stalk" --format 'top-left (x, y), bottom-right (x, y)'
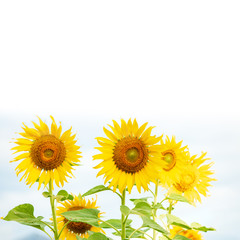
top-left (49, 179), bottom-right (59, 240)
top-left (121, 189), bottom-right (126, 240)
top-left (153, 179), bottom-right (159, 240)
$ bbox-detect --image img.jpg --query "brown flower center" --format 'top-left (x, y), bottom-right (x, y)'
top-left (30, 135), bottom-right (66, 170)
top-left (174, 173), bottom-right (196, 192)
top-left (162, 150), bottom-right (176, 171)
top-left (113, 137), bottom-right (148, 173)
top-left (64, 207), bottom-right (92, 234)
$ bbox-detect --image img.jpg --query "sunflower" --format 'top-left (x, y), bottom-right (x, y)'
top-left (170, 226), bottom-right (203, 240)
top-left (11, 116), bottom-right (81, 189)
top-left (57, 195), bottom-right (104, 239)
top-left (169, 152), bottom-right (216, 204)
top-left (158, 136), bottom-right (189, 187)
top-left (93, 119), bottom-right (164, 193)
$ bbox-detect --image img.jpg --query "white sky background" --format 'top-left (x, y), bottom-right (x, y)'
top-left (0, 0), bottom-right (240, 239)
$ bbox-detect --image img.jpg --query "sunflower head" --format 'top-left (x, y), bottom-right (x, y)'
top-left (11, 116), bottom-right (82, 189)
top-left (57, 195), bottom-right (104, 239)
top-left (93, 119), bottom-right (164, 193)
top-left (170, 226), bottom-right (203, 240)
top-left (169, 152), bottom-right (216, 205)
top-left (158, 136), bottom-right (189, 187)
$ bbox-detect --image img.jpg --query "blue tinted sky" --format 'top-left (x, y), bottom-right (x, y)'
top-left (0, 1), bottom-right (240, 239)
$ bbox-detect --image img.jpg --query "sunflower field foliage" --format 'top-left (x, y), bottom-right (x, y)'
top-left (2, 117), bottom-right (216, 240)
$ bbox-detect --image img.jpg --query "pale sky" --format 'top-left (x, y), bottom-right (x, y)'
top-left (0, 1), bottom-right (240, 239)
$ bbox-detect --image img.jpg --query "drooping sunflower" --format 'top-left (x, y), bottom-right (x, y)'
top-left (168, 152), bottom-right (216, 205)
top-left (158, 136), bottom-right (189, 187)
top-left (57, 195), bottom-right (104, 239)
top-left (11, 116), bottom-right (81, 189)
top-left (93, 119), bottom-right (164, 193)
top-left (170, 226), bottom-right (203, 240)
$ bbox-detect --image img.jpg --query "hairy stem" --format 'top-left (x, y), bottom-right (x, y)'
top-left (49, 179), bottom-right (58, 240)
top-left (121, 189), bottom-right (126, 240)
top-left (153, 179), bottom-right (159, 240)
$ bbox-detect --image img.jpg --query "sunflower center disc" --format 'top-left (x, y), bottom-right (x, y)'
top-left (162, 150), bottom-right (176, 171)
top-left (174, 173), bottom-right (196, 192)
top-left (183, 174), bottom-right (195, 185)
top-left (64, 207), bottom-right (92, 234)
top-left (126, 148), bottom-right (139, 162)
top-left (30, 135), bottom-right (66, 170)
top-left (44, 149), bottom-right (54, 158)
top-left (113, 136), bottom-right (148, 173)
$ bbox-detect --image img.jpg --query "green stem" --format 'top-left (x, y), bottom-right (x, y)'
top-left (58, 220), bottom-right (70, 239)
top-left (168, 201), bottom-right (173, 214)
top-left (137, 230), bottom-right (153, 240)
top-left (121, 189), bottom-right (126, 240)
top-left (43, 230), bottom-right (54, 240)
top-left (153, 179), bottom-right (159, 240)
top-left (128, 225), bottom-right (143, 239)
top-left (49, 179), bottom-right (58, 240)
top-left (40, 220), bottom-right (54, 232)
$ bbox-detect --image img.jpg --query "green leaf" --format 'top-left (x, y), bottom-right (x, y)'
top-left (68, 194), bottom-right (74, 200)
top-left (62, 208), bottom-right (100, 227)
top-left (166, 193), bottom-right (190, 204)
top-left (132, 202), bottom-right (152, 217)
top-left (130, 197), bottom-right (151, 205)
top-left (142, 216), bottom-right (169, 235)
top-left (88, 232), bottom-right (109, 240)
top-left (120, 205), bottom-right (131, 217)
top-left (55, 190), bottom-right (74, 201)
top-left (153, 202), bottom-right (165, 210)
top-left (3, 204), bottom-right (45, 231)
top-left (99, 219), bottom-right (132, 229)
top-left (57, 190), bottom-right (69, 197)
top-left (191, 222), bottom-right (216, 232)
top-left (173, 235), bottom-right (191, 240)
top-left (82, 185), bottom-right (111, 197)
top-left (42, 191), bottom-right (50, 198)
top-left (166, 214), bottom-right (191, 230)
top-left (113, 227), bottom-right (150, 239)
top-left (159, 236), bottom-right (171, 240)
top-left (56, 190), bottom-right (69, 201)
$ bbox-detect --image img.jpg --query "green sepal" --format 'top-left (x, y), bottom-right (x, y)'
top-left (142, 216), bottom-right (169, 235)
top-left (3, 204), bottom-right (46, 231)
top-left (99, 219), bottom-right (132, 229)
top-left (61, 208), bottom-right (100, 227)
top-left (191, 222), bottom-right (216, 232)
top-left (82, 185), bottom-right (111, 197)
top-left (166, 193), bottom-right (190, 204)
top-left (166, 214), bottom-right (191, 229)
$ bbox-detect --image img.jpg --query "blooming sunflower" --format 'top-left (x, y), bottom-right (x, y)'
top-left (57, 195), bottom-right (104, 239)
top-left (158, 136), bottom-right (189, 187)
top-left (93, 119), bottom-right (164, 193)
top-left (11, 116), bottom-right (81, 189)
top-left (169, 152), bottom-right (216, 205)
top-left (170, 226), bottom-right (203, 240)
